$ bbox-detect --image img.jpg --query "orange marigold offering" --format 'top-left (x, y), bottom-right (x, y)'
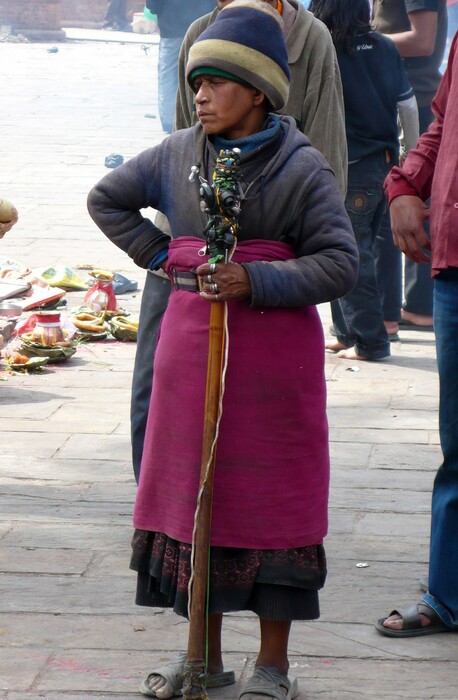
top-left (8, 353), bottom-right (29, 365)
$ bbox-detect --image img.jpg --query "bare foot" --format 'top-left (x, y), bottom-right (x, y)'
top-left (401, 310), bottom-right (433, 326)
top-left (384, 321), bottom-right (399, 335)
top-left (336, 347), bottom-right (368, 361)
top-left (383, 612), bottom-right (432, 630)
top-left (325, 340), bottom-right (348, 352)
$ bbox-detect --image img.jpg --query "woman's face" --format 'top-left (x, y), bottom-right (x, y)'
top-left (193, 75), bottom-right (266, 139)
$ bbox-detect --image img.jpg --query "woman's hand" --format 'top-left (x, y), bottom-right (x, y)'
top-left (196, 261), bottom-right (251, 302)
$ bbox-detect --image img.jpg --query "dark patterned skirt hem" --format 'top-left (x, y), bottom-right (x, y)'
top-left (130, 530), bottom-right (327, 622)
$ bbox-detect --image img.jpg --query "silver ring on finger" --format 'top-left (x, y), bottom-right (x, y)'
top-left (206, 274), bottom-right (213, 284)
top-left (211, 283), bottom-right (219, 294)
top-left (209, 263), bottom-right (217, 274)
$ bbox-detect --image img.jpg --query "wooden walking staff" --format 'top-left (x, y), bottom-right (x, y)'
top-left (183, 149), bottom-right (242, 700)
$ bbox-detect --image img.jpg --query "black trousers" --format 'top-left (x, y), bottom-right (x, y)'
top-left (104, 0), bottom-right (128, 25)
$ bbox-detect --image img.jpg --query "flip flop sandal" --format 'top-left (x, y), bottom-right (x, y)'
top-left (140, 652), bottom-right (235, 698)
top-left (112, 272), bottom-right (138, 294)
top-left (398, 319), bottom-right (434, 331)
top-left (375, 602), bottom-right (452, 638)
top-left (239, 666), bottom-right (299, 699)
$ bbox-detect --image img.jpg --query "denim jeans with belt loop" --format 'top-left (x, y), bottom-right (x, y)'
top-left (422, 268), bottom-right (458, 627)
top-left (331, 150), bottom-right (391, 360)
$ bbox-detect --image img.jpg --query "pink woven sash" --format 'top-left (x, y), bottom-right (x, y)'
top-left (134, 237), bottom-right (329, 549)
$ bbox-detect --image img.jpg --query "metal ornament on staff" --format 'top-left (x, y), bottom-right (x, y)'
top-left (183, 148), bottom-right (242, 700)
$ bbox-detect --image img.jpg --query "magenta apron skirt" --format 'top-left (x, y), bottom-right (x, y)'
top-left (130, 237), bottom-right (329, 619)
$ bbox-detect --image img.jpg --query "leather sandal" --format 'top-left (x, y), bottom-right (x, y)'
top-left (140, 652), bottom-right (235, 697)
top-left (375, 602), bottom-right (452, 637)
top-left (239, 666), bottom-right (299, 699)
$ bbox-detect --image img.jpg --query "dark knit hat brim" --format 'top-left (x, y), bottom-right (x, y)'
top-left (189, 66), bottom-right (252, 90)
top-left (186, 1), bottom-right (290, 111)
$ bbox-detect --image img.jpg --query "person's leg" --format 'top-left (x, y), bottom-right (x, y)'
top-left (158, 37), bottom-right (183, 134)
top-left (256, 619), bottom-right (291, 675)
top-left (402, 257), bottom-right (434, 320)
top-left (402, 104), bottom-right (434, 323)
top-left (115, 0), bottom-right (131, 30)
top-left (422, 269), bottom-right (458, 627)
top-left (239, 619), bottom-right (296, 699)
top-left (380, 269), bottom-right (458, 633)
top-left (375, 205), bottom-right (402, 330)
top-left (131, 271), bottom-right (171, 483)
top-left (326, 299), bottom-right (352, 351)
top-left (103, 0), bottom-right (117, 25)
top-left (334, 155), bottom-right (390, 360)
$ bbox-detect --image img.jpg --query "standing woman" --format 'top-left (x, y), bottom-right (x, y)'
top-left (310, 0), bottom-right (419, 361)
top-left (88, 2), bottom-right (358, 698)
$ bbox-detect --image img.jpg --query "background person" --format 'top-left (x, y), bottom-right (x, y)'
top-left (376, 30), bottom-right (458, 639)
top-left (146, 0), bottom-right (214, 134)
top-left (310, 0), bottom-right (419, 361)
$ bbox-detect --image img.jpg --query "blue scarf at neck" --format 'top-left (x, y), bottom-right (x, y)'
top-left (212, 114), bottom-right (281, 154)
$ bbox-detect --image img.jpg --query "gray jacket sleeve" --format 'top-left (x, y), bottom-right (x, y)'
top-left (87, 148), bottom-right (170, 269)
top-left (243, 165), bottom-right (358, 308)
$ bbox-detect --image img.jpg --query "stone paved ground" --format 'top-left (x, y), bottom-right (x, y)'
top-left (0, 29), bottom-right (457, 700)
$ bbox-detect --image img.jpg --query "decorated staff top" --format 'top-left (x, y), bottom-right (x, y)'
top-left (199, 148), bottom-right (242, 264)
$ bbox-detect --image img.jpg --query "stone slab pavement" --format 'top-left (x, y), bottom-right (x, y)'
top-left (0, 30), bottom-right (457, 700)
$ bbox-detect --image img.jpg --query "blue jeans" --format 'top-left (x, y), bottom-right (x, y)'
top-left (331, 152), bottom-right (391, 360)
top-left (375, 207), bottom-right (402, 322)
top-left (158, 37), bottom-right (182, 134)
top-left (422, 268), bottom-right (458, 627)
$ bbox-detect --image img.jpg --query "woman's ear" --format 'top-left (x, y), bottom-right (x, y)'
top-left (253, 89), bottom-right (266, 106)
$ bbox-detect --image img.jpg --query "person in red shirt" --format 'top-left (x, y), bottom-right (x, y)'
top-left (376, 31), bottom-right (458, 637)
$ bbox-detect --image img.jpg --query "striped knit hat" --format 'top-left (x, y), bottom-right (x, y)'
top-left (186, 0), bottom-right (290, 111)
